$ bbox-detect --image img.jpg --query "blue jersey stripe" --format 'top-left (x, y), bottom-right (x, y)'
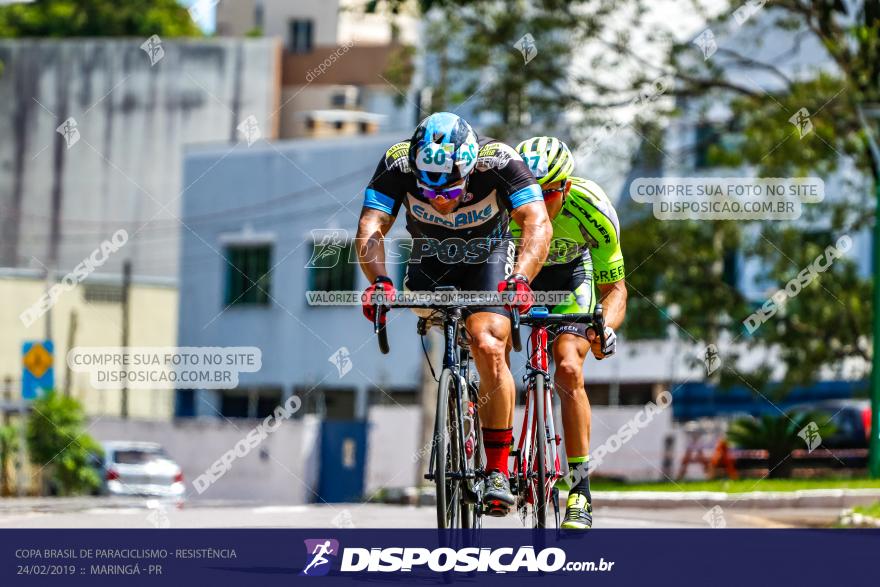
top-left (509, 184), bottom-right (543, 209)
top-left (363, 188), bottom-right (395, 215)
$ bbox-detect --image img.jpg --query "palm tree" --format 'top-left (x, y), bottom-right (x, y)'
top-left (727, 411), bottom-right (836, 478)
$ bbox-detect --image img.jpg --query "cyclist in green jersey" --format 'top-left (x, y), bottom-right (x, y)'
top-left (511, 136), bottom-right (628, 529)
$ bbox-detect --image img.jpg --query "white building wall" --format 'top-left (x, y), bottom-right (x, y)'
top-left (90, 416), bottom-right (321, 503)
top-left (217, 0), bottom-right (418, 46)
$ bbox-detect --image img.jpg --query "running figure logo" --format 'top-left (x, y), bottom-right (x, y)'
top-left (301, 539), bottom-right (339, 576)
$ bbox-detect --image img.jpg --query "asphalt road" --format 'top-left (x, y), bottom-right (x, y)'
top-left (0, 501), bottom-right (841, 529)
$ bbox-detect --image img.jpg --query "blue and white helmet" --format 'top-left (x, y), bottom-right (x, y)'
top-left (408, 112), bottom-right (479, 188)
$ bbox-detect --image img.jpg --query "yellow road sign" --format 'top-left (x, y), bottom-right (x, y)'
top-left (23, 342), bottom-right (53, 379)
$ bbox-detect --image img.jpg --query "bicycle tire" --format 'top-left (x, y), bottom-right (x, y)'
top-left (457, 381), bottom-right (472, 530)
top-left (448, 376), bottom-right (466, 529)
top-left (434, 369), bottom-right (461, 528)
top-left (533, 373), bottom-right (548, 528)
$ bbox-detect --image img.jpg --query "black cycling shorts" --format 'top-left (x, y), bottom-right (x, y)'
top-left (403, 235), bottom-right (514, 318)
top-left (530, 255), bottom-right (596, 340)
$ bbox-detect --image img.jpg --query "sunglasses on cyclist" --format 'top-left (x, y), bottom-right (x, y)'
top-left (541, 185), bottom-right (566, 199)
top-left (418, 181), bottom-right (467, 201)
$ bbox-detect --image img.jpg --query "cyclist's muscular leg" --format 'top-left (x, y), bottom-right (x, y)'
top-left (467, 311), bottom-right (515, 514)
top-left (466, 312), bottom-right (514, 430)
top-left (554, 333), bottom-right (595, 529)
top-left (553, 333), bottom-right (591, 457)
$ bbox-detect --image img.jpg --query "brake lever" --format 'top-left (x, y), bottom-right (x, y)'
top-left (593, 303), bottom-right (606, 350)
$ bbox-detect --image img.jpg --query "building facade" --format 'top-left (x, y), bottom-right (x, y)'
top-left (1, 270), bottom-right (178, 420)
top-left (216, 0), bottom-right (421, 140)
top-left (0, 38), bottom-right (282, 280)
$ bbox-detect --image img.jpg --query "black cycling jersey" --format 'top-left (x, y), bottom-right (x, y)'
top-left (363, 136), bottom-right (543, 241)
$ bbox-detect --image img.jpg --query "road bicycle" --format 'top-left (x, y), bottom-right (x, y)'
top-left (509, 304), bottom-right (605, 528)
top-left (373, 287), bottom-right (490, 529)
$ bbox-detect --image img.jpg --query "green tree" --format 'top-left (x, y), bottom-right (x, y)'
top-left (372, 1), bottom-right (878, 389)
top-left (375, 0), bottom-right (592, 142)
top-left (584, 1), bottom-right (878, 389)
top-left (27, 392), bottom-right (102, 496)
top-left (0, 424), bottom-right (18, 496)
top-left (0, 0), bottom-right (201, 38)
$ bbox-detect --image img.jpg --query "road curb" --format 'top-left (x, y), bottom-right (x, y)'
top-left (594, 489), bottom-right (880, 509)
top-left (376, 487), bottom-right (880, 509)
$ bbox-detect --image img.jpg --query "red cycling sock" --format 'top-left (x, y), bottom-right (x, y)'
top-left (482, 427), bottom-right (513, 475)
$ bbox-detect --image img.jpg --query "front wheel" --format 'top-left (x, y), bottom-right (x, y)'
top-left (434, 369), bottom-right (462, 528)
top-left (531, 374), bottom-right (548, 528)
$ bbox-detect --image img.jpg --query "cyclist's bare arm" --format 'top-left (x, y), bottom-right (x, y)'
top-left (356, 207), bottom-right (395, 283)
top-left (597, 280), bottom-right (627, 330)
top-left (509, 201), bottom-right (552, 281)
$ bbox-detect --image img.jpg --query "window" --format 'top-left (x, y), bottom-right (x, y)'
top-left (176, 389), bottom-right (195, 417)
top-left (359, 122), bottom-right (370, 134)
top-left (331, 93), bottom-right (347, 108)
top-left (224, 244), bottom-right (272, 306)
top-left (334, 120), bottom-right (345, 131)
top-left (220, 391), bottom-right (249, 418)
top-left (288, 19), bottom-right (313, 53)
top-left (295, 386), bottom-right (358, 419)
top-left (219, 388), bottom-right (283, 418)
top-left (254, 1), bottom-right (264, 29)
top-left (84, 283), bottom-right (124, 304)
top-left (722, 251), bottom-right (740, 288)
top-left (310, 241), bottom-right (355, 293)
top-left (694, 122), bottom-right (721, 169)
top-left (113, 448), bottom-right (167, 465)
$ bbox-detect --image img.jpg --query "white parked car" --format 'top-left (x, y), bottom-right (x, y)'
top-left (97, 441), bottom-right (185, 499)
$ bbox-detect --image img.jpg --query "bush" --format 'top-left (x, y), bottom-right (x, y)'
top-left (26, 392), bottom-right (102, 496)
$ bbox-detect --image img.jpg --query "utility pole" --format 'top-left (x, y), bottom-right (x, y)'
top-left (2, 377), bottom-right (10, 427)
top-left (43, 268), bottom-right (53, 342)
top-left (120, 260), bottom-right (131, 419)
top-left (417, 330), bottom-right (442, 489)
top-left (17, 381), bottom-right (26, 497)
top-left (1, 377), bottom-right (10, 496)
top-left (63, 310), bottom-right (77, 397)
top-left (857, 104), bottom-right (880, 478)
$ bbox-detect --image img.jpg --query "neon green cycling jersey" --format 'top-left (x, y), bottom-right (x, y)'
top-left (511, 176), bottom-right (625, 284)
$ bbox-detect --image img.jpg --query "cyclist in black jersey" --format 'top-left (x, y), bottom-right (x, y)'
top-left (356, 113), bottom-right (552, 515)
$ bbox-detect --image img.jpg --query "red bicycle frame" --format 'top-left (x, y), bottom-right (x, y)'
top-left (516, 324), bottom-right (562, 508)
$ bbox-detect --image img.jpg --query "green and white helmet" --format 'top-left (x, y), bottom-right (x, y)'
top-left (516, 136), bottom-right (575, 186)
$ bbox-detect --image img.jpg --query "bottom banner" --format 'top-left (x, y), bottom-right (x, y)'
top-left (1, 529), bottom-right (875, 585)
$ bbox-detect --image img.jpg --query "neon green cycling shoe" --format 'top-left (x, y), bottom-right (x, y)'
top-left (560, 492), bottom-right (593, 530)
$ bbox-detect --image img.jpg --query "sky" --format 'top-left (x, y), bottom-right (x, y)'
top-left (182, 0), bottom-right (217, 33)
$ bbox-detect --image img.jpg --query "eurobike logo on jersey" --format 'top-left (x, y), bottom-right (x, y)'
top-left (407, 193), bottom-right (499, 229)
top-left (301, 541), bottom-right (613, 576)
top-left (301, 539), bottom-right (340, 577)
